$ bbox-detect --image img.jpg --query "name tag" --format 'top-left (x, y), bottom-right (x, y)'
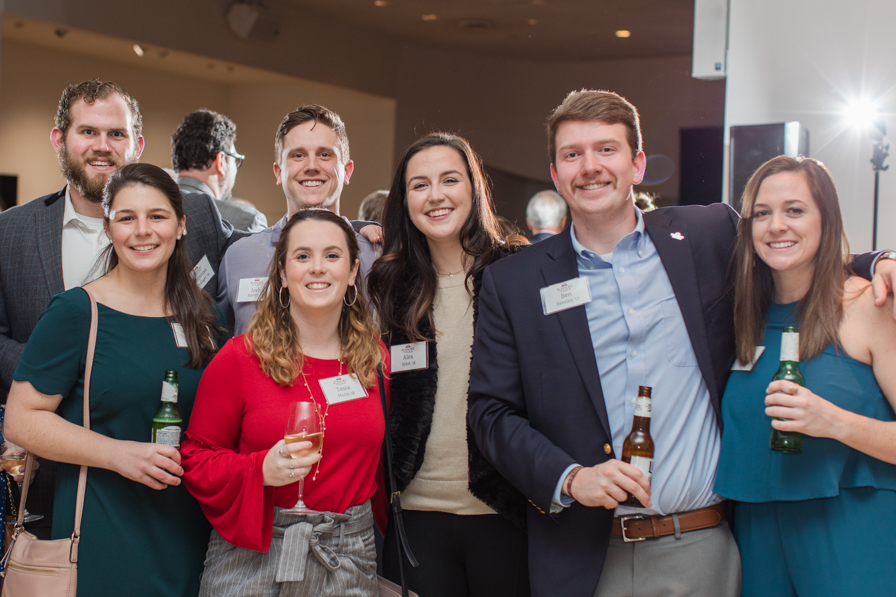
top-left (237, 277), bottom-right (266, 303)
top-left (390, 342), bottom-right (428, 373)
top-left (731, 346), bottom-right (765, 372)
top-left (319, 374), bottom-right (368, 405)
top-left (191, 255), bottom-right (214, 289)
top-left (171, 323), bottom-right (188, 348)
top-left (540, 277), bottom-right (592, 315)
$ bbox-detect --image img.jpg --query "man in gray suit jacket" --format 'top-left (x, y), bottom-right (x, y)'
top-left (172, 110), bottom-right (268, 233)
top-left (0, 79), bottom-right (245, 538)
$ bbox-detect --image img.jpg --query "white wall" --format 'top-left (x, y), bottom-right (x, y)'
top-left (724, 0), bottom-right (896, 251)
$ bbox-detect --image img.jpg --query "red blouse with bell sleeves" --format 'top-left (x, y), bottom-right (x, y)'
top-left (181, 335), bottom-right (390, 552)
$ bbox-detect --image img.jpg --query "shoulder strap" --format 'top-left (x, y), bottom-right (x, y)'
top-left (18, 291), bottom-right (95, 544)
top-left (377, 364), bottom-right (418, 597)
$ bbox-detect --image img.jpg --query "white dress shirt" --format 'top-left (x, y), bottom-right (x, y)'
top-left (61, 187), bottom-right (109, 290)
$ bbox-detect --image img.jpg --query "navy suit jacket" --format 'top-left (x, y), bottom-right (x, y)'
top-left (468, 203), bottom-right (741, 597)
top-left (0, 187), bottom-right (246, 535)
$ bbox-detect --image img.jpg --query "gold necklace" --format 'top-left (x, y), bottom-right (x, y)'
top-left (299, 356), bottom-right (342, 481)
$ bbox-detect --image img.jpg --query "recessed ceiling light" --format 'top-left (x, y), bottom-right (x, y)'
top-left (528, 18), bottom-right (538, 25)
top-left (133, 44), bottom-right (145, 56)
top-left (422, 14), bottom-right (438, 21)
top-left (374, 0), bottom-right (387, 6)
top-left (616, 30), bottom-right (631, 38)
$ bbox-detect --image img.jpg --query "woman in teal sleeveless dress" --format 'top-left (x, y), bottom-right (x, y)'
top-left (714, 156), bottom-right (896, 596)
top-left (6, 164), bottom-right (226, 596)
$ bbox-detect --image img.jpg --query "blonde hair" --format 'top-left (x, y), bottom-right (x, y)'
top-left (246, 210), bottom-right (382, 387)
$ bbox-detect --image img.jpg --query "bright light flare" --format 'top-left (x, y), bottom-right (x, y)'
top-left (844, 98), bottom-right (879, 130)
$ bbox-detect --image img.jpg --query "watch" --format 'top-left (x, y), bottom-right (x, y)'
top-left (874, 250), bottom-right (896, 274)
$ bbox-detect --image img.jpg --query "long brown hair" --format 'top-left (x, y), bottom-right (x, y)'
top-left (101, 163), bottom-right (220, 368)
top-left (247, 209), bottom-right (382, 387)
top-left (734, 155), bottom-right (850, 364)
top-left (368, 132), bottom-right (526, 342)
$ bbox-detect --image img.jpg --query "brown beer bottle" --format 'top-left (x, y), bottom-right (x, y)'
top-left (621, 386), bottom-right (654, 507)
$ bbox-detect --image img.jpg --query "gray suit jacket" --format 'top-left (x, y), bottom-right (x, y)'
top-left (0, 187), bottom-right (246, 536)
top-left (177, 176), bottom-right (268, 233)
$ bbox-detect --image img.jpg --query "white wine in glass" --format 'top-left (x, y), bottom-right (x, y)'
top-left (0, 450), bottom-right (43, 524)
top-left (281, 401), bottom-right (322, 515)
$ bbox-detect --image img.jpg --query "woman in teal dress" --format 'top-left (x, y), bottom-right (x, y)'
top-left (714, 156), bottom-right (896, 596)
top-left (6, 164), bottom-right (226, 596)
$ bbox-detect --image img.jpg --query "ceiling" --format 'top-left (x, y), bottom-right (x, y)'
top-left (278, 0), bottom-right (696, 61)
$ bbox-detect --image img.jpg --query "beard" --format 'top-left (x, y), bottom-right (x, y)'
top-left (57, 141), bottom-right (134, 204)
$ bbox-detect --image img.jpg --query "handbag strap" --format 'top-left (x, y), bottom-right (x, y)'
top-left (376, 364), bottom-right (418, 597)
top-left (16, 288), bottom-right (96, 541)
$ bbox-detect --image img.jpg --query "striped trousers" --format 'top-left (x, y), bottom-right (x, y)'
top-left (199, 502), bottom-right (378, 597)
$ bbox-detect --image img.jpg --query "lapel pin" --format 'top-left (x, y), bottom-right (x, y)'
top-left (670, 232), bottom-right (685, 241)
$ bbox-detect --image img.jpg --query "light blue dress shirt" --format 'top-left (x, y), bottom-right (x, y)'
top-left (554, 210), bottom-right (722, 516)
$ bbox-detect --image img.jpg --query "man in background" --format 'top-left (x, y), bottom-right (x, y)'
top-left (525, 189), bottom-right (567, 243)
top-left (358, 189), bottom-right (387, 223)
top-left (172, 109), bottom-right (268, 233)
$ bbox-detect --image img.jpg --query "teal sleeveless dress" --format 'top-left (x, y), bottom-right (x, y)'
top-left (715, 302), bottom-right (896, 596)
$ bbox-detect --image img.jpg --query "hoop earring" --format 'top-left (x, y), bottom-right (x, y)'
top-left (343, 285), bottom-right (358, 307)
top-left (279, 286), bottom-right (290, 308)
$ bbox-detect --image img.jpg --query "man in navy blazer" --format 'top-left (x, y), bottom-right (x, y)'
top-left (0, 80), bottom-right (244, 538)
top-left (468, 90), bottom-right (891, 597)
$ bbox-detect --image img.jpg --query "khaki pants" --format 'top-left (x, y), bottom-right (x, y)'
top-left (594, 520), bottom-right (741, 597)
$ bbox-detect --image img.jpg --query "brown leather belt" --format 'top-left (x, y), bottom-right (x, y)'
top-left (611, 502), bottom-right (726, 543)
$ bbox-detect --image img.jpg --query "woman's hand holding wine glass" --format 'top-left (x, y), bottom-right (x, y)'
top-left (262, 438), bottom-right (321, 487)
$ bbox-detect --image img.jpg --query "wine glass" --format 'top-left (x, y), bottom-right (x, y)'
top-left (0, 446), bottom-right (43, 524)
top-left (281, 401), bottom-right (323, 515)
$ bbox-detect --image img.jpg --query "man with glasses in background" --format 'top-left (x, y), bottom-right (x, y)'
top-left (172, 109), bottom-right (268, 233)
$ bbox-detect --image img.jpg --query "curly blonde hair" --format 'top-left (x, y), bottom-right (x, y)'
top-left (246, 210), bottom-right (382, 387)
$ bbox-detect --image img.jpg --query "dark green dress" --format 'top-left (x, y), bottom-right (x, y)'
top-left (13, 289), bottom-right (224, 597)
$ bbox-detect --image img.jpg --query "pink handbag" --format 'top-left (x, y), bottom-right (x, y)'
top-left (0, 289), bottom-right (97, 596)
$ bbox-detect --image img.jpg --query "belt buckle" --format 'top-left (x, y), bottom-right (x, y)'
top-left (619, 514), bottom-right (646, 543)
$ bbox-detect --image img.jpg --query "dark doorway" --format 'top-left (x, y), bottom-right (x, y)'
top-left (679, 127), bottom-right (724, 206)
top-left (0, 175), bottom-right (18, 212)
top-left (486, 166), bottom-right (555, 236)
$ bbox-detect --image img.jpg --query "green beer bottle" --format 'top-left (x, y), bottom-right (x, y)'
top-left (152, 370), bottom-right (183, 447)
top-left (770, 325), bottom-right (804, 453)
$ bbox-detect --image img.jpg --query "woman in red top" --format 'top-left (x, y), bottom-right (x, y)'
top-left (181, 209), bottom-right (387, 597)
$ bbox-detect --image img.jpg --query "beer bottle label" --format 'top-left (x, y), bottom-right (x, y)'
top-left (161, 381), bottom-right (178, 403)
top-left (154, 426), bottom-right (181, 447)
top-left (781, 332), bottom-right (799, 362)
top-left (634, 396), bottom-right (652, 418)
top-left (630, 455), bottom-right (653, 481)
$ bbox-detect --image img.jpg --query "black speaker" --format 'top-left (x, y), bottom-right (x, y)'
top-left (729, 123), bottom-right (809, 213)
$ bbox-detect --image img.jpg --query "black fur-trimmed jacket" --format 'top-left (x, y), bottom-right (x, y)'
top-left (386, 246), bottom-right (527, 529)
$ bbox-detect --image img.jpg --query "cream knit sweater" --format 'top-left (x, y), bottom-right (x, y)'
top-left (401, 275), bottom-right (496, 515)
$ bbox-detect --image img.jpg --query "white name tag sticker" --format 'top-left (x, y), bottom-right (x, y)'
top-left (237, 277), bottom-right (266, 303)
top-left (319, 374), bottom-right (368, 405)
top-left (731, 346), bottom-right (765, 372)
top-left (540, 277), bottom-right (592, 315)
top-left (171, 323), bottom-right (188, 348)
top-left (191, 255), bottom-right (215, 289)
top-left (390, 342), bottom-right (428, 373)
